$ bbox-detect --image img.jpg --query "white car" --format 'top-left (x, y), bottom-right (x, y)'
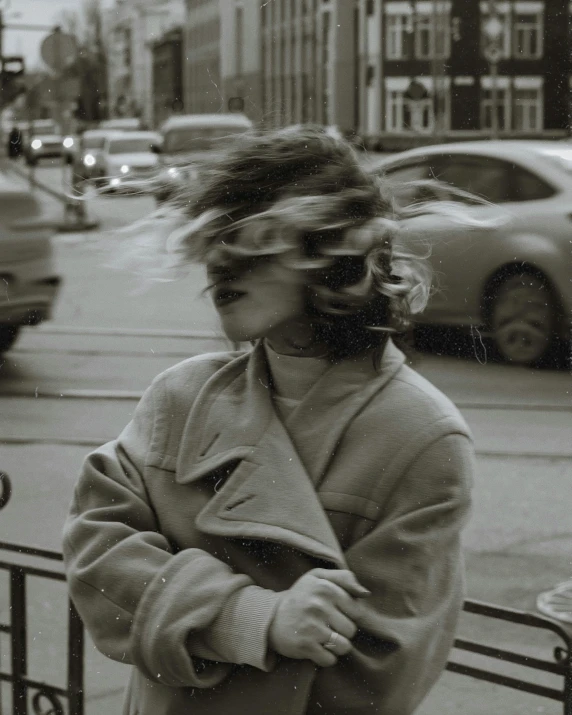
top-left (100, 131), bottom-right (162, 192)
top-left (155, 113), bottom-right (253, 203)
top-left (369, 140), bottom-right (572, 366)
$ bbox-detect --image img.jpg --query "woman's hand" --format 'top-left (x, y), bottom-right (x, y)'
top-left (268, 568), bottom-right (370, 667)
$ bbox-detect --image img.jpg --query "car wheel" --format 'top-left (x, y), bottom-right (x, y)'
top-left (0, 324), bottom-right (21, 353)
top-left (489, 272), bottom-right (557, 366)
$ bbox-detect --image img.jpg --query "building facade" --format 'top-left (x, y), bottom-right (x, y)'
top-left (183, 0), bottom-right (223, 113)
top-left (106, 0), bottom-right (185, 127)
top-left (355, 0), bottom-right (571, 143)
top-left (152, 28), bottom-right (184, 127)
top-left (221, 0), bottom-right (358, 131)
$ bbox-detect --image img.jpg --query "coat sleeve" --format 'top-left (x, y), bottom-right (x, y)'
top-left (62, 373), bottom-right (280, 690)
top-left (311, 428), bottom-right (474, 715)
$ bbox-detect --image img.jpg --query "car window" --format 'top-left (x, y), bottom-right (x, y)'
top-left (435, 156), bottom-right (512, 203)
top-left (84, 137), bottom-right (106, 150)
top-left (381, 161), bottom-right (446, 207)
top-left (107, 138), bottom-right (156, 154)
top-left (511, 165), bottom-right (555, 201)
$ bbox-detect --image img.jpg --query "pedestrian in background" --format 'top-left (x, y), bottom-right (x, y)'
top-left (7, 126), bottom-right (22, 158)
top-left (63, 126), bottom-right (475, 715)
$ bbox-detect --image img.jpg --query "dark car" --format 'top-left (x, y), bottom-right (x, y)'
top-left (0, 173), bottom-right (61, 352)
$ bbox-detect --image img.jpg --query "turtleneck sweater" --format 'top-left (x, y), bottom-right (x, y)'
top-left (263, 341), bottom-right (331, 421)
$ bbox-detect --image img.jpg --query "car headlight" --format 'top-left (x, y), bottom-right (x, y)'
top-left (83, 154), bottom-right (96, 167)
top-left (110, 178), bottom-right (121, 187)
top-left (120, 164), bottom-right (129, 174)
top-left (63, 137), bottom-right (74, 149)
top-left (167, 166), bottom-right (180, 178)
top-left (31, 139), bottom-right (42, 150)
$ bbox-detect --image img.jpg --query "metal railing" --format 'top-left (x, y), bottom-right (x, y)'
top-left (1, 470), bottom-right (571, 714)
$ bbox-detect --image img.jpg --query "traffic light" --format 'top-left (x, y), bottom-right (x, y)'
top-left (1, 56), bottom-right (26, 105)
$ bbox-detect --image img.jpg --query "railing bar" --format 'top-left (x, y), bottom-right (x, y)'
top-left (68, 601), bottom-right (85, 715)
top-left (11, 566), bottom-right (27, 715)
top-left (0, 562), bottom-right (66, 581)
top-left (446, 662), bottom-right (565, 701)
top-left (463, 599), bottom-right (572, 646)
top-left (0, 541), bottom-right (64, 561)
top-left (453, 638), bottom-right (565, 674)
top-left (0, 672), bottom-right (67, 696)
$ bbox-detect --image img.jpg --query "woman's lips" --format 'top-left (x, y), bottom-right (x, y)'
top-left (214, 287), bottom-right (247, 307)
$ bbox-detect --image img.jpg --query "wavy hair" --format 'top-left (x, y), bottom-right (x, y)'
top-left (114, 124), bottom-right (492, 363)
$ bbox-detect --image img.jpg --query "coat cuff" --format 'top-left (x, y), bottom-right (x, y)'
top-left (193, 585), bottom-right (281, 671)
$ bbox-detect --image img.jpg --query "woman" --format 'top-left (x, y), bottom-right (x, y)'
top-left (63, 126), bottom-right (475, 715)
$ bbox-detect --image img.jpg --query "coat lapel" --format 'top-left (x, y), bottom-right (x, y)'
top-left (175, 340), bottom-right (405, 567)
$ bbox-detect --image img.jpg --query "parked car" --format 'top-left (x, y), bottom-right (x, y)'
top-left (154, 113), bottom-right (253, 203)
top-left (98, 117), bottom-right (142, 132)
top-left (0, 174), bottom-right (61, 353)
top-left (100, 131), bottom-right (162, 192)
top-left (369, 140), bottom-right (572, 366)
top-left (72, 129), bottom-right (124, 183)
top-left (22, 120), bottom-right (66, 166)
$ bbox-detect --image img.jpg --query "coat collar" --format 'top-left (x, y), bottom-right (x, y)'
top-left (175, 340), bottom-right (405, 566)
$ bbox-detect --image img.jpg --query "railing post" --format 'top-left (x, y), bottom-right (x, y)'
top-left (67, 602), bottom-right (84, 715)
top-left (10, 566), bottom-right (27, 715)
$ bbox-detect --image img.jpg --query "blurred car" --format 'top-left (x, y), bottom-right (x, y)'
top-left (100, 131), bottom-right (162, 192)
top-left (22, 119), bottom-right (66, 166)
top-left (154, 113), bottom-right (253, 203)
top-left (98, 117), bottom-right (142, 132)
top-left (73, 129), bottom-right (124, 183)
top-left (0, 173), bottom-right (61, 353)
top-left (369, 140), bottom-right (572, 366)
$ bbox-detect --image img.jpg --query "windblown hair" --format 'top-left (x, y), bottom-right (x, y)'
top-left (115, 124), bottom-right (488, 362)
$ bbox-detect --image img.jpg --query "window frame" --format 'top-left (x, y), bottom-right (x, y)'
top-left (513, 10), bottom-right (543, 59)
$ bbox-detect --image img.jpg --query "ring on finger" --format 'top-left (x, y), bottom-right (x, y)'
top-left (323, 631), bottom-right (339, 650)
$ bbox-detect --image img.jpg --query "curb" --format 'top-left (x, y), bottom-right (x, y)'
top-left (1, 159), bottom-right (100, 232)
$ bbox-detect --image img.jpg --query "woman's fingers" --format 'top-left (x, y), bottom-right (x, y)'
top-left (324, 606), bottom-right (358, 641)
top-left (313, 568), bottom-right (371, 599)
top-left (307, 627), bottom-right (354, 667)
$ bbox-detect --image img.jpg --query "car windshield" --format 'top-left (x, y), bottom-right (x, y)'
top-left (84, 137), bottom-right (106, 150)
top-left (108, 138), bottom-right (155, 154)
top-left (538, 147), bottom-right (572, 174)
top-left (163, 126), bottom-right (249, 153)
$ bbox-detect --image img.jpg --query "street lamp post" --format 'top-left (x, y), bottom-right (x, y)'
top-left (483, 0), bottom-right (503, 139)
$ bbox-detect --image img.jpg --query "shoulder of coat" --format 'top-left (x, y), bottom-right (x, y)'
top-left (367, 362), bottom-right (469, 435)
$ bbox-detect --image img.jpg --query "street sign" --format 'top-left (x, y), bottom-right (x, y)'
top-left (41, 29), bottom-right (77, 73)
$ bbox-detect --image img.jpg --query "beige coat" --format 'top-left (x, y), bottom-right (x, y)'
top-left (63, 340), bottom-right (474, 715)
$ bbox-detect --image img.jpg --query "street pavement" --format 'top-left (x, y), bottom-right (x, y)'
top-left (1, 162), bottom-right (571, 714)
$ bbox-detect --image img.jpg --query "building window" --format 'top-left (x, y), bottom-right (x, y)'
top-left (386, 88), bottom-right (434, 133)
top-left (481, 87), bottom-right (510, 132)
top-left (415, 14), bottom-right (433, 59)
top-left (414, 10), bottom-right (450, 60)
top-left (513, 87), bottom-right (543, 131)
top-left (513, 11), bottom-right (543, 59)
top-left (385, 14), bottom-right (410, 60)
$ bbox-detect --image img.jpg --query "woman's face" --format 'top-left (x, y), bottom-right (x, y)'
top-left (207, 252), bottom-right (307, 345)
